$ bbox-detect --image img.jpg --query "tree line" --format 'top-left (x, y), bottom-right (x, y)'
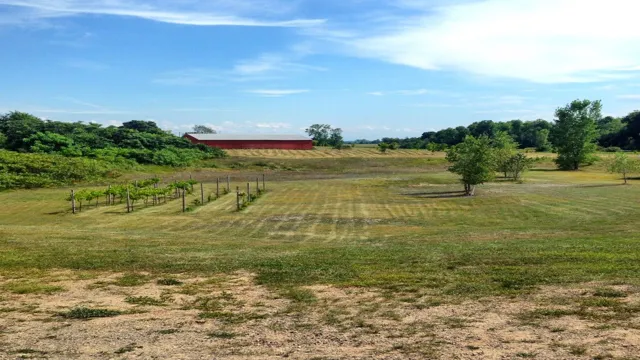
top-left (446, 99), bottom-right (640, 195)
top-left (358, 108), bottom-right (640, 153)
top-left (0, 112), bottom-right (226, 167)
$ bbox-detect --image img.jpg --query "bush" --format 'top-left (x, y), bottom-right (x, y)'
top-left (0, 150), bottom-right (122, 190)
top-left (603, 146), bottom-right (623, 153)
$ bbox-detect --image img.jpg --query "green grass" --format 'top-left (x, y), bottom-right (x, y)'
top-left (2, 281), bottom-right (64, 294)
top-left (207, 331), bottom-right (237, 339)
top-left (0, 157), bottom-right (639, 304)
top-left (60, 307), bottom-right (122, 319)
top-left (124, 296), bottom-right (165, 306)
top-left (157, 278), bottom-right (183, 286)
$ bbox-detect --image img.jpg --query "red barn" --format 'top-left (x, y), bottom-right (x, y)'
top-left (183, 133), bottom-right (313, 150)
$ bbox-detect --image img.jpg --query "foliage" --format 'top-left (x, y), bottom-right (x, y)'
top-left (446, 135), bottom-right (495, 196)
top-left (0, 150), bottom-right (123, 191)
top-left (607, 152), bottom-right (640, 184)
top-left (192, 125), bottom-right (217, 134)
top-left (492, 131), bottom-right (519, 177)
top-left (60, 307), bottom-right (122, 319)
top-left (306, 124), bottom-right (332, 146)
top-left (378, 142), bottom-right (390, 153)
top-left (306, 124), bottom-right (343, 148)
top-left (505, 153), bottom-right (535, 181)
top-left (0, 111), bottom-right (226, 168)
top-left (329, 127), bottom-right (344, 149)
top-left (551, 99), bottom-right (601, 170)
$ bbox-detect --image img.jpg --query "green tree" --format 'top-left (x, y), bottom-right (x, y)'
top-left (192, 125), bottom-right (216, 134)
top-left (535, 128), bottom-right (552, 152)
top-left (506, 153), bottom-right (535, 181)
top-left (0, 132), bottom-right (6, 149)
top-left (492, 131), bottom-right (518, 178)
top-left (24, 132), bottom-right (76, 154)
top-left (305, 124), bottom-right (331, 146)
top-left (446, 135), bottom-right (495, 196)
top-left (0, 111), bottom-right (44, 151)
top-left (378, 142), bottom-right (390, 153)
top-left (329, 127), bottom-right (344, 148)
top-left (607, 152), bottom-right (639, 184)
top-left (551, 99), bottom-right (601, 170)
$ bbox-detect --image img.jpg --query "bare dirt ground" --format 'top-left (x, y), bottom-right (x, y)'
top-left (1, 272), bottom-right (639, 360)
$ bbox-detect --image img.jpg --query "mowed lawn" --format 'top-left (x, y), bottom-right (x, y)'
top-left (0, 164), bottom-right (638, 294)
top-left (2, 159), bottom-right (640, 359)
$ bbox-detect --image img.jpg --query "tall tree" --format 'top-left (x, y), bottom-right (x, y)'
top-left (623, 111), bottom-right (640, 149)
top-left (329, 127), bottom-right (344, 148)
top-left (192, 125), bottom-right (217, 134)
top-left (446, 135), bottom-right (495, 196)
top-left (0, 111), bottom-right (44, 151)
top-left (551, 99), bottom-right (601, 170)
top-left (305, 124), bottom-right (331, 146)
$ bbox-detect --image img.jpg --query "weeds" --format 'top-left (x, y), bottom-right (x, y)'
top-left (60, 307), bottom-right (122, 319)
top-left (125, 296), bottom-right (165, 306)
top-left (157, 278), bottom-right (183, 286)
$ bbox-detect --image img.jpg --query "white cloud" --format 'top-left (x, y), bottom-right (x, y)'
top-left (327, 0), bottom-right (640, 83)
top-left (254, 122), bottom-right (291, 129)
top-left (618, 95), bottom-right (640, 100)
top-left (367, 92), bottom-right (384, 96)
top-left (246, 89), bottom-right (309, 97)
top-left (0, 0), bottom-right (324, 27)
top-left (233, 53), bottom-right (326, 78)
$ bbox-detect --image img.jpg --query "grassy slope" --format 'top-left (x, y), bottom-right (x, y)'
top-left (0, 152), bottom-right (638, 299)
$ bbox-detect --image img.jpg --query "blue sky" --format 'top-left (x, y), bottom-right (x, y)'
top-left (1, 0), bottom-right (640, 139)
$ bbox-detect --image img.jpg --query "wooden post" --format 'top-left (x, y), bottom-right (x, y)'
top-left (247, 182), bottom-right (251, 203)
top-left (216, 178), bottom-right (220, 198)
top-left (256, 177), bottom-right (259, 194)
top-left (227, 176), bottom-right (230, 193)
top-left (182, 188), bottom-right (186, 212)
top-left (200, 182), bottom-right (205, 204)
top-left (236, 186), bottom-right (241, 211)
top-left (126, 188), bottom-right (131, 213)
top-left (107, 185), bottom-right (111, 206)
top-left (154, 183), bottom-right (158, 205)
top-left (262, 173), bottom-right (266, 192)
top-left (71, 190), bottom-right (76, 214)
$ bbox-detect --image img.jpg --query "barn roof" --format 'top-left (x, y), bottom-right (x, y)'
top-left (186, 134), bottom-right (311, 141)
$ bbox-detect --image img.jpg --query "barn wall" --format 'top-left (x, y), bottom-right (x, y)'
top-left (184, 136), bottom-right (313, 150)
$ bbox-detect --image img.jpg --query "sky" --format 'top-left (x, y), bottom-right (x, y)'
top-left (1, 0), bottom-right (640, 140)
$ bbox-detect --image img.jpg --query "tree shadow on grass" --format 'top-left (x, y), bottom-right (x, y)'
top-left (576, 183), bottom-right (627, 189)
top-left (530, 168), bottom-right (560, 172)
top-left (402, 190), bottom-right (468, 199)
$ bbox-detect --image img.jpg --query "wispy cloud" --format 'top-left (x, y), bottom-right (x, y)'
top-left (618, 94), bottom-right (640, 100)
top-left (318, 0), bottom-right (640, 83)
top-left (246, 89), bottom-right (309, 97)
top-left (170, 107), bottom-right (236, 112)
top-left (233, 53), bottom-right (326, 78)
top-left (367, 88), bottom-right (458, 97)
top-left (0, 0), bottom-right (324, 27)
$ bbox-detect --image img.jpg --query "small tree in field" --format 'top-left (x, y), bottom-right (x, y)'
top-left (493, 131), bottom-right (518, 178)
top-left (446, 135), bottom-right (495, 196)
top-left (506, 153), bottom-right (535, 181)
top-left (608, 152), bottom-right (639, 184)
top-left (378, 142), bottom-right (390, 153)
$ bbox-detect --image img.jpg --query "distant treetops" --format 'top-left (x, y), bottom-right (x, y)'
top-left (0, 112), bottom-right (225, 167)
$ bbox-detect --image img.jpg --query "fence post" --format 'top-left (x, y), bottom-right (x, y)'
top-left (107, 185), bottom-right (111, 206)
top-left (154, 183), bottom-right (158, 205)
top-left (227, 176), bottom-right (230, 193)
top-left (71, 190), bottom-right (76, 214)
top-left (201, 182), bottom-right (205, 204)
top-left (247, 182), bottom-right (251, 203)
top-left (262, 173), bottom-right (266, 192)
top-left (126, 188), bottom-right (131, 213)
top-left (236, 186), bottom-right (240, 211)
top-left (216, 178), bottom-right (220, 198)
top-left (182, 188), bottom-right (186, 212)
top-left (256, 177), bottom-right (259, 194)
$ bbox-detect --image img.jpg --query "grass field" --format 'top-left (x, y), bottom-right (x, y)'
top-left (1, 154), bottom-right (639, 359)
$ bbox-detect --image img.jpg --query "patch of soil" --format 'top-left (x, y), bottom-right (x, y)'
top-left (0, 273), bottom-right (639, 359)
